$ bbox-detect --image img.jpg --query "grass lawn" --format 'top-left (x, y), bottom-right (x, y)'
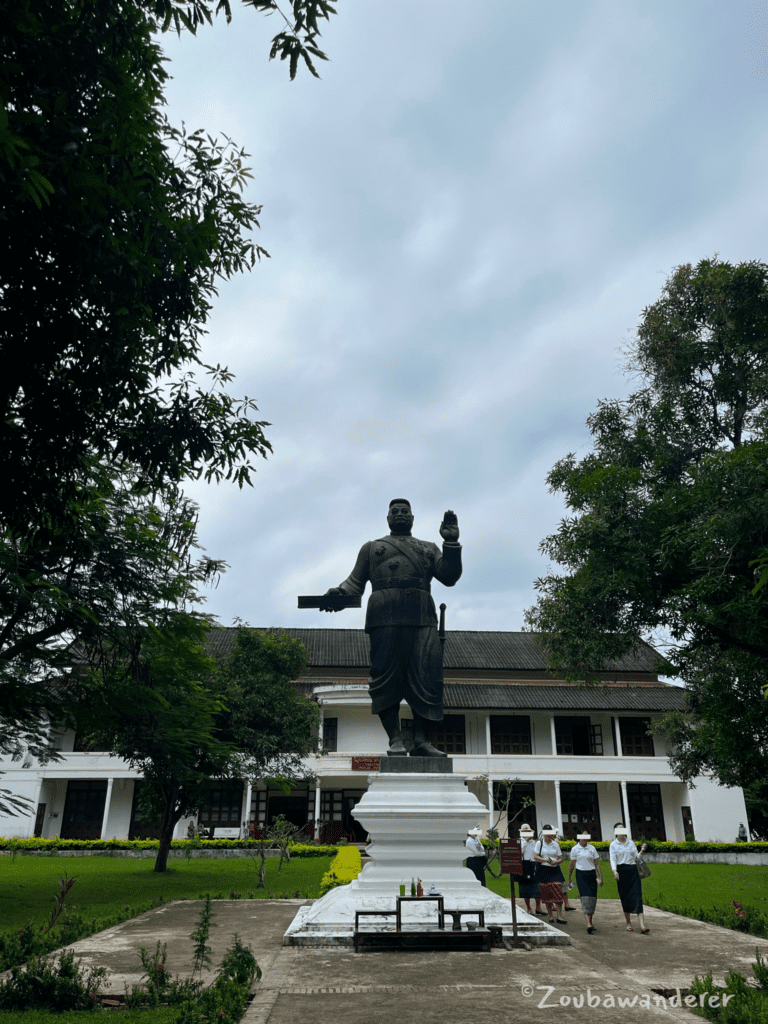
top-left (486, 862), bottom-right (768, 919)
top-left (0, 855), bottom-right (332, 934)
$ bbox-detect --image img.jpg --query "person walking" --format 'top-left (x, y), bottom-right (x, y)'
top-left (567, 831), bottom-right (603, 933)
top-left (465, 827), bottom-right (487, 887)
top-left (609, 825), bottom-right (649, 933)
top-left (517, 823), bottom-right (543, 915)
top-left (533, 826), bottom-right (567, 925)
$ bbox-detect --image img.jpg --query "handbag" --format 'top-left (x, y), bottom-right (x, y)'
top-left (636, 855), bottom-right (651, 879)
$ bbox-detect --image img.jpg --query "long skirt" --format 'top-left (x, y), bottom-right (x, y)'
top-left (466, 856), bottom-right (487, 887)
top-left (517, 865), bottom-right (539, 900)
top-left (616, 863), bottom-right (643, 915)
top-left (537, 864), bottom-right (564, 908)
top-left (576, 868), bottom-right (597, 916)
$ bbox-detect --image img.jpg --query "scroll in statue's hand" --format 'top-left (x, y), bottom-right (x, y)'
top-left (439, 509), bottom-right (460, 543)
top-left (320, 587), bottom-right (345, 613)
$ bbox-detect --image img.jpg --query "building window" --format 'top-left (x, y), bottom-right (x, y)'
top-left (198, 781), bottom-right (244, 835)
top-left (322, 717), bottom-right (338, 753)
top-left (129, 781), bottom-right (161, 840)
top-left (619, 718), bottom-right (655, 757)
top-left (559, 782), bottom-right (602, 841)
top-left (490, 715), bottom-right (532, 755)
top-left (432, 715), bottom-right (465, 755)
top-left (494, 781), bottom-right (536, 833)
top-left (61, 780), bottom-right (107, 840)
top-left (321, 790), bottom-right (343, 822)
top-left (589, 724), bottom-right (603, 755)
top-left (555, 717), bottom-right (601, 756)
top-left (627, 783), bottom-right (666, 840)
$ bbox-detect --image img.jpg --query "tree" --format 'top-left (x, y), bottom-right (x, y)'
top-left (78, 625), bottom-right (318, 871)
top-left (525, 257), bottom-right (768, 790)
top-left (474, 777), bottom-right (534, 880)
top-left (0, 0), bottom-right (334, 747)
top-left (1, 0), bottom-right (336, 539)
top-left (0, 464), bottom-right (223, 733)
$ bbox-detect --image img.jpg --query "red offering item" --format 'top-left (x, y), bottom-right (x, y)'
top-left (416, 879), bottom-right (423, 898)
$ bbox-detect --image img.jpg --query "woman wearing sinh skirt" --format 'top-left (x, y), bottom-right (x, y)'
top-left (567, 832), bottom-right (603, 934)
top-left (516, 824), bottom-right (542, 915)
top-left (533, 825), bottom-right (567, 925)
top-left (609, 825), bottom-right (649, 933)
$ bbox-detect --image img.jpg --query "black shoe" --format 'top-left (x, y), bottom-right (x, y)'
top-left (587, 927), bottom-right (595, 934)
top-left (565, 907), bottom-right (576, 911)
top-left (409, 742), bottom-right (447, 758)
top-left (386, 739), bottom-right (408, 756)
top-left (556, 919), bottom-right (568, 924)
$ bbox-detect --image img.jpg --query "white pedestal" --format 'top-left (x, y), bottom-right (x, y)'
top-left (283, 771), bottom-right (567, 946)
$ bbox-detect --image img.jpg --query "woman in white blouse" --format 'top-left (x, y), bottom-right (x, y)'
top-left (517, 823), bottom-right (543, 916)
top-left (609, 825), bottom-right (649, 933)
top-left (533, 826), bottom-right (567, 925)
top-left (567, 832), bottom-right (603, 933)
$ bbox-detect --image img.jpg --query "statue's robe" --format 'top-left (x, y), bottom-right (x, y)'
top-left (336, 535), bottom-right (462, 721)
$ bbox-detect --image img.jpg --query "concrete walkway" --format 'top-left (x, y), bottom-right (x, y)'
top-left (60, 898), bottom-right (768, 1024)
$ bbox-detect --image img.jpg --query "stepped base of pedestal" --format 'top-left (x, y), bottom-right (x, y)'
top-left (283, 884), bottom-right (567, 946)
top-left (284, 770), bottom-right (568, 947)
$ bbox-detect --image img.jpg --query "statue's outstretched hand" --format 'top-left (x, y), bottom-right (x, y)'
top-left (320, 587), bottom-right (345, 613)
top-left (440, 510), bottom-right (460, 543)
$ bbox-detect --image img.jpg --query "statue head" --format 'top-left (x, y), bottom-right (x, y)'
top-left (387, 499), bottom-right (413, 535)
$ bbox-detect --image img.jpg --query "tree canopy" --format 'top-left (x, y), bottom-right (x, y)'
top-left (77, 624), bottom-right (318, 871)
top-left (0, 0), bottom-right (333, 761)
top-left (525, 257), bottom-right (768, 790)
top-left (1, 0), bottom-right (336, 539)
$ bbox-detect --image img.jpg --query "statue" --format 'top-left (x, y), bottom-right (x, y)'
top-left (321, 499), bottom-right (462, 758)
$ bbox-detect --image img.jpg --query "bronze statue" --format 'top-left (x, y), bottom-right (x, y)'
top-left (322, 500), bottom-right (462, 757)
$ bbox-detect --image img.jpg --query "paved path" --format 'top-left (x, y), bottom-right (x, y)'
top-left (60, 898), bottom-right (768, 1024)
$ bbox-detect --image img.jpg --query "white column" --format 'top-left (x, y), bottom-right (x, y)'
top-left (314, 780), bottom-right (322, 840)
top-left (487, 777), bottom-right (495, 832)
top-left (554, 779), bottom-right (563, 837)
top-left (550, 715), bottom-right (558, 755)
top-left (243, 780), bottom-right (252, 839)
top-left (485, 714), bottom-right (492, 757)
top-left (620, 780), bottom-right (631, 839)
top-left (317, 703), bottom-right (324, 753)
top-left (100, 778), bottom-right (114, 841)
top-left (27, 775), bottom-right (44, 839)
top-left (615, 718), bottom-right (624, 757)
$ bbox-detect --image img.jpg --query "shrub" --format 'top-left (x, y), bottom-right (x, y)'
top-left (689, 948), bottom-right (768, 1022)
top-left (0, 837), bottom-right (338, 856)
top-left (0, 950), bottom-right (106, 1011)
top-left (651, 897), bottom-right (768, 940)
top-left (318, 846), bottom-right (362, 897)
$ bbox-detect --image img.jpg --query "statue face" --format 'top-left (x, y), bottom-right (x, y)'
top-left (387, 503), bottom-right (414, 534)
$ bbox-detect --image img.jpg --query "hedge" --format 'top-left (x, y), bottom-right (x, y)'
top-left (0, 837), bottom-right (338, 857)
top-left (319, 846), bottom-right (362, 897)
top-left (483, 839), bottom-right (768, 854)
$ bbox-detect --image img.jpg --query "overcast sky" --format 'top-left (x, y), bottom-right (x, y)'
top-left (157, 1), bottom-right (768, 638)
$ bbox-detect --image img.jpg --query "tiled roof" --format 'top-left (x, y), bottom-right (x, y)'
top-left (443, 684), bottom-right (686, 712)
top-left (206, 627), bottom-right (663, 676)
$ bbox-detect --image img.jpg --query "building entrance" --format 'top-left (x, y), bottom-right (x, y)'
top-left (61, 780), bottom-right (107, 840)
top-left (627, 783), bottom-right (666, 840)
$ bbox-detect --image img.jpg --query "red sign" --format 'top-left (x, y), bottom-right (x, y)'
top-left (351, 756), bottom-right (381, 771)
top-left (499, 838), bottom-right (523, 874)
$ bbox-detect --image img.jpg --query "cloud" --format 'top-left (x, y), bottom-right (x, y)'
top-left (159, 1), bottom-right (768, 634)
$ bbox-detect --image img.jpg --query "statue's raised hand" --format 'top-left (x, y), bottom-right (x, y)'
top-left (440, 510), bottom-right (460, 543)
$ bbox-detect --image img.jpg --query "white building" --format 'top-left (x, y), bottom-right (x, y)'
top-left (0, 629), bottom-right (748, 843)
